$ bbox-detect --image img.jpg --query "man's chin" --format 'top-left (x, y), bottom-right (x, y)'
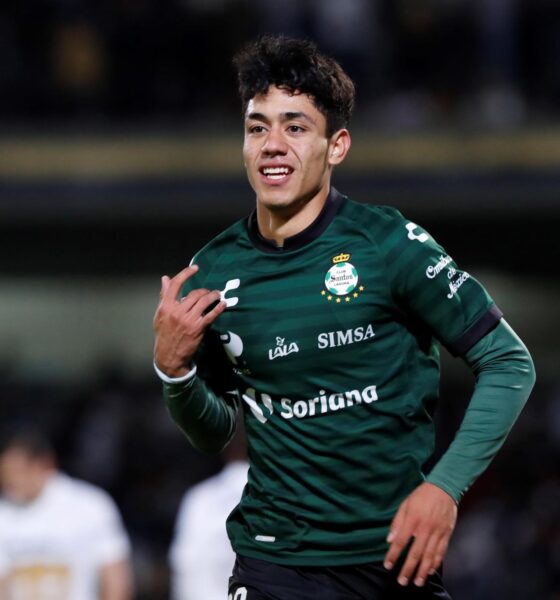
top-left (257, 187), bottom-right (318, 213)
top-left (258, 193), bottom-right (297, 212)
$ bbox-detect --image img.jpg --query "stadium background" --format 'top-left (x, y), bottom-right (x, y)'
top-left (0, 0), bottom-right (559, 598)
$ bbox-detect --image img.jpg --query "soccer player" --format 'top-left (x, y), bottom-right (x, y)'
top-left (153, 36), bottom-right (535, 599)
top-left (0, 429), bottom-right (133, 600)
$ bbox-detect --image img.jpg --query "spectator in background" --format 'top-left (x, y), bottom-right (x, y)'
top-left (169, 427), bottom-right (248, 600)
top-left (0, 429), bottom-right (133, 600)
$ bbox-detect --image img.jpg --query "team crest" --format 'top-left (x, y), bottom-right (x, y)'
top-left (321, 253), bottom-right (364, 303)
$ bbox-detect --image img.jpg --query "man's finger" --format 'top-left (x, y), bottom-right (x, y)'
top-left (201, 299), bottom-right (227, 327)
top-left (432, 536), bottom-right (450, 572)
top-left (412, 533), bottom-right (440, 587)
top-left (180, 288), bottom-right (211, 313)
top-left (384, 527), bottom-right (413, 572)
top-left (190, 290), bottom-right (222, 319)
top-left (159, 275), bottom-right (171, 300)
top-left (164, 264), bottom-right (199, 302)
top-left (396, 532), bottom-right (428, 586)
top-left (384, 502), bottom-right (408, 570)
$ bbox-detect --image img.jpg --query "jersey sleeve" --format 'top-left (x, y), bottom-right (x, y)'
top-left (381, 209), bottom-right (502, 355)
top-left (426, 319), bottom-right (535, 501)
top-left (163, 250), bottom-right (241, 453)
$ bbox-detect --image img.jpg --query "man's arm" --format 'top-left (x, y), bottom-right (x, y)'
top-left (153, 265), bottom-right (237, 453)
top-left (426, 318), bottom-right (535, 498)
top-left (163, 375), bottom-right (239, 454)
top-left (99, 559), bottom-right (134, 600)
top-left (384, 319), bottom-right (535, 586)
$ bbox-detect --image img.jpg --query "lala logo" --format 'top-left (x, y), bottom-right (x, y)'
top-left (268, 337), bottom-right (299, 361)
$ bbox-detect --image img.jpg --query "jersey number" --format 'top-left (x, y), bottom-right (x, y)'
top-left (228, 587), bottom-right (248, 600)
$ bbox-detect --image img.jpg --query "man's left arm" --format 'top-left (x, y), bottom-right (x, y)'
top-left (384, 319), bottom-right (535, 586)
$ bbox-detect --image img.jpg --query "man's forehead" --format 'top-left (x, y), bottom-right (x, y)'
top-left (245, 86), bottom-right (319, 120)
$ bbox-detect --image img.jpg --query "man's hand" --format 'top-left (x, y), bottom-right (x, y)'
top-left (383, 482), bottom-right (457, 588)
top-left (153, 265), bottom-right (226, 377)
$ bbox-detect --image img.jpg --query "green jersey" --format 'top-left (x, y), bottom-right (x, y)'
top-left (173, 188), bottom-right (502, 566)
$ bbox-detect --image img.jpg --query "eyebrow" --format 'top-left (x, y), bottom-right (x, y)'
top-left (246, 111), bottom-right (315, 125)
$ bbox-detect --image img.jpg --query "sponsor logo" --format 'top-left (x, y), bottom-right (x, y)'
top-left (220, 331), bottom-right (243, 364)
top-left (220, 278), bottom-right (240, 308)
top-left (424, 257), bottom-right (470, 300)
top-left (240, 387), bottom-right (273, 423)
top-left (268, 337), bottom-right (300, 361)
top-left (318, 323), bottom-right (375, 349)
top-left (220, 330), bottom-right (251, 375)
top-left (237, 384), bottom-right (379, 423)
top-left (446, 269), bottom-right (470, 299)
top-left (406, 222), bottom-right (429, 243)
top-left (321, 253), bottom-right (365, 303)
top-left (280, 385), bottom-right (378, 420)
top-left (426, 255), bottom-right (453, 279)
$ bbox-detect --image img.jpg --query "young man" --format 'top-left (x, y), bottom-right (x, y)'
top-left (153, 36), bottom-right (535, 599)
top-left (0, 430), bottom-right (133, 600)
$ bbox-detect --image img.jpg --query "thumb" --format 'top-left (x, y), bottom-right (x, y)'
top-left (161, 275), bottom-right (170, 296)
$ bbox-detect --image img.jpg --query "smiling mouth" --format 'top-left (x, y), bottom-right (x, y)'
top-left (259, 166), bottom-right (294, 182)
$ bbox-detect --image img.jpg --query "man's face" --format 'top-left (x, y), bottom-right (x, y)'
top-left (243, 85), bottom-right (343, 212)
top-left (0, 448), bottom-right (52, 504)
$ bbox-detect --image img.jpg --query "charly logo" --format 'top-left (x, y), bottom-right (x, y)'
top-left (220, 279), bottom-right (240, 308)
top-left (406, 222), bottom-right (429, 243)
top-left (321, 253), bottom-right (364, 304)
top-left (268, 336), bottom-right (299, 361)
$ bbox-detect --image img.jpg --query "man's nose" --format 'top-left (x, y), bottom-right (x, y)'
top-left (261, 126), bottom-right (287, 155)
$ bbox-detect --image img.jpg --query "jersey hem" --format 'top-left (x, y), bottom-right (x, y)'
top-left (232, 547), bottom-right (388, 567)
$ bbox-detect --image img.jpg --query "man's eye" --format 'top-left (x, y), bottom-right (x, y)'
top-left (249, 125), bottom-right (265, 134)
top-left (288, 125), bottom-right (304, 133)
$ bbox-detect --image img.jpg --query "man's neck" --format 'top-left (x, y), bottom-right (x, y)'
top-left (256, 186), bottom-right (330, 247)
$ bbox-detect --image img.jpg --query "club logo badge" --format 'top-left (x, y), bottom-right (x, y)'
top-left (321, 253), bottom-right (364, 303)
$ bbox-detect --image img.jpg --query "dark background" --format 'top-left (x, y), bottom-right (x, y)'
top-left (0, 1), bottom-right (559, 598)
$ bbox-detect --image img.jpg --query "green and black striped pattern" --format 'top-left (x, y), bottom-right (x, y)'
top-left (182, 191), bottom-right (498, 566)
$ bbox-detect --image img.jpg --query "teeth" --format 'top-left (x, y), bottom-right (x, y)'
top-left (263, 167), bottom-right (290, 175)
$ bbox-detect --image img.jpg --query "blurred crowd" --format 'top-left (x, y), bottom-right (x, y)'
top-left (0, 371), bottom-right (558, 599)
top-left (0, 0), bottom-right (560, 128)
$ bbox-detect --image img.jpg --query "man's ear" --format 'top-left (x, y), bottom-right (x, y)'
top-left (328, 129), bottom-right (351, 166)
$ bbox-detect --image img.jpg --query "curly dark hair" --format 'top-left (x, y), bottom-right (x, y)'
top-left (233, 35), bottom-right (355, 137)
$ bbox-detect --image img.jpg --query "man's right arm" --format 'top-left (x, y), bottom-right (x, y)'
top-left (153, 265), bottom-right (236, 453)
top-left (162, 373), bottom-right (239, 454)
